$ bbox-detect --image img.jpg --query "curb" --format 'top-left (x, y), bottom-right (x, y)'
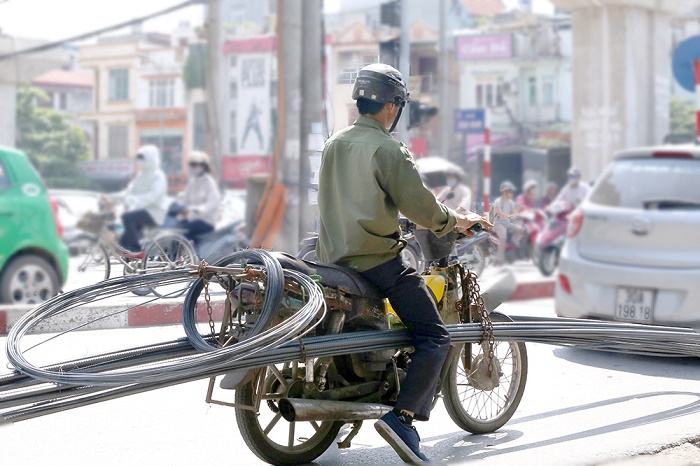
top-left (0, 279), bottom-right (554, 335)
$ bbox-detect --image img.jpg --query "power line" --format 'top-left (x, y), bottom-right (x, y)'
top-left (0, 0), bottom-right (204, 62)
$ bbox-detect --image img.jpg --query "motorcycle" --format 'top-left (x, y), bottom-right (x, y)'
top-left (533, 201), bottom-right (574, 276)
top-left (164, 203), bottom-right (248, 262)
top-left (193, 225), bottom-right (527, 465)
top-left (489, 209), bottom-right (545, 264)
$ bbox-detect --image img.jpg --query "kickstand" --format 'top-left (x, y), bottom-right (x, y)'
top-left (337, 421), bottom-right (363, 449)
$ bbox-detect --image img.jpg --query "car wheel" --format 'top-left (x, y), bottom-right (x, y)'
top-left (0, 255), bottom-right (60, 305)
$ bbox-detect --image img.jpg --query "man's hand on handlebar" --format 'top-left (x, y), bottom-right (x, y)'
top-left (455, 212), bottom-right (493, 236)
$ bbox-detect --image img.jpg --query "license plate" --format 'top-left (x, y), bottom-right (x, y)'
top-left (615, 287), bottom-right (654, 323)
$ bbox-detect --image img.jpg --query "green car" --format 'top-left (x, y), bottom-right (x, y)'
top-left (0, 147), bottom-right (69, 304)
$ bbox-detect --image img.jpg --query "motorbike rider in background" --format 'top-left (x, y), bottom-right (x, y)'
top-left (437, 171), bottom-right (472, 213)
top-left (492, 181), bottom-right (522, 265)
top-left (175, 151), bottom-right (221, 241)
top-left (316, 63), bottom-right (491, 463)
top-left (540, 181), bottom-right (558, 210)
top-left (516, 179), bottom-right (538, 211)
top-left (555, 167), bottom-right (590, 206)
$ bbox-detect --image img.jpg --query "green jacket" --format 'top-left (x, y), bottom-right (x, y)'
top-left (317, 115), bottom-right (458, 272)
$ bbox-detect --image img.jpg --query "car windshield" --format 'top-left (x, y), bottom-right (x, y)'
top-left (589, 158), bottom-right (700, 209)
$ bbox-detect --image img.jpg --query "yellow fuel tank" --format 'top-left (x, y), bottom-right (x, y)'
top-left (387, 274), bottom-right (446, 327)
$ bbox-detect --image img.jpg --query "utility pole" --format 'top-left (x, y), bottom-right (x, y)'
top-left (397, 0), bottom-right (410, 143)
top-left (205, 0), bottom-right (223, 184)
top-left (439, 0), bottom-right (450, 159)
top-left (299, 0), bottom-right (323, 243)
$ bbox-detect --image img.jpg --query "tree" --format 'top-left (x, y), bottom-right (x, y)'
top-left (15, 84), bottom-right (94, 189)
top-left (670, 96), bottom-right (695, 136)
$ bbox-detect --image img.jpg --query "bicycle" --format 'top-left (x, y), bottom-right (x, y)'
top-left (74, 206), bottom-right (197, 298)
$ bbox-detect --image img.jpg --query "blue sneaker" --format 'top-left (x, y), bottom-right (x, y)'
top-left (375, 411), bottom-right (429, 463)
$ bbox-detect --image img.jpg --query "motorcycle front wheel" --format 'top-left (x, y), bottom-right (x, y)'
top-left (537, 246), bottom-right (559, 277)
top-left (442, 312), bottom-right (528, 434)
top-left (235, 361), bottom-right (344, 465)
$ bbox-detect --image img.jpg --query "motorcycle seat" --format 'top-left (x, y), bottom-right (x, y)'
top-left (269, 252), bottom-right (383, 299)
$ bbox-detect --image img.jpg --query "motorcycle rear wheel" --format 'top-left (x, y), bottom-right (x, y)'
top-left (443, 312), bottom-right (528, 434)
top-left (235, 361), bottom-right (344, 465)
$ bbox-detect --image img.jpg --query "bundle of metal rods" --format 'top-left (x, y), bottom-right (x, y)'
top-left (1, 250), bottom-right (699, 424)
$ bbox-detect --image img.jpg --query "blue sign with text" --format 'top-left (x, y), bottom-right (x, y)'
top-left (454, 108), bottom-right (485, 134)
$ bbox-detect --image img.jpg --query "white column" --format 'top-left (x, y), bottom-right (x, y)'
top-left (552, 0), bottom-right (682, 181)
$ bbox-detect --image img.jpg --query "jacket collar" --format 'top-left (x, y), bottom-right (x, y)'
top-left (353, 115), bottom-right (390, 135)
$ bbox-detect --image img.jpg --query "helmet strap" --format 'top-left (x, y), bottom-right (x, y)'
top-left (388, 106), bottom-right (403, 133)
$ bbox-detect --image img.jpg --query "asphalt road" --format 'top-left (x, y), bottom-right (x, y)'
top-left (2, 299), bottom-right (699, 466)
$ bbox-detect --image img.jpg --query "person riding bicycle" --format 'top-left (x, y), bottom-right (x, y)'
top-left (316, 63), bottom-right (492, 463)
top-left (492, 181), bottom-right (522, 265)
top-left (109, 145), bottom-right (169, 254)
top-left (175, 151), bottom-right (221, 241)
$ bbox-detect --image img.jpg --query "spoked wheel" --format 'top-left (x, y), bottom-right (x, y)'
top-left (235, 361), bottom-right (344, 465)
top-left (443, 312), bottom-right (528, 434)
top-left (142, 233), bottom-right (197, 298)
top-left (75, 240), bottom-right (110, 281)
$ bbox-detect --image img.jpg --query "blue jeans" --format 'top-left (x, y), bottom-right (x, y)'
top-left (178, 219), bottom-right (214, 242)
top-left (360, 255), bottom-right (451, 421)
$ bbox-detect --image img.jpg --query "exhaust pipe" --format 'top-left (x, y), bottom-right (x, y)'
top-left (278, 398), bottom-right (392, 422)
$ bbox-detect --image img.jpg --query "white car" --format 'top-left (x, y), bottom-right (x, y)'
top-left (555, 146), bottom-right (700, 327)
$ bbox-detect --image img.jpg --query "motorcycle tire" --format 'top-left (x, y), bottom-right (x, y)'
top-left (401, 242), bottom-right (424, 274)
top-left (442, 312), bottom-right (528, 434)
top-left (235, 363), bottom-right (344, 465)
top-left (537, 246), bottom-right (559, 277)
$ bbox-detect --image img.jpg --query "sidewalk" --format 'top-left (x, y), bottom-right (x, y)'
top-left (594, 440), bottom-right (700, 465)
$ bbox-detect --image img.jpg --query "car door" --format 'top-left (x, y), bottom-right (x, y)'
top-left (0, 154), bottom-right (25, 268)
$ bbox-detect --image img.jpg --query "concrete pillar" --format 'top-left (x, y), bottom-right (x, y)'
top-left (551, 0), bottom-right (685, 181)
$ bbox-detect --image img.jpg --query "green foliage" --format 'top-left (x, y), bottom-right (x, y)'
top-left (183, 44), bottom-right (207, 90)
top-left (15, 84), bottom-right (95, 189)
top-left (670, 96), bottom-right (695, 135)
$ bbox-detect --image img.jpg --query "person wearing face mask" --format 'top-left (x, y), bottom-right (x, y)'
top-left (106, 145), bottom-right (169, 254)
top-left (492, 181), bottom-right (521, 265)
top-left (176, 151), bottom-right (221, 241)
top-left (437, 171), bottom-right (472, 213)
top-left (516, 180), bottom-right (538, 211)
top-left (555, 167), bottom-right (589, 206)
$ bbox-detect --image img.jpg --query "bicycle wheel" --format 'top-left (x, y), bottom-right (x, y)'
top-left (142, 233), bottom-right (197, 298)
top-left (443, 312), bottom-right (528, 434)
top-left (75, 238), bottom-right (110, 281)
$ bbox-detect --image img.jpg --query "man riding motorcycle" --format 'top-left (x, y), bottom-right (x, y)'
top-left (316, 63), bottom-right (491, 463)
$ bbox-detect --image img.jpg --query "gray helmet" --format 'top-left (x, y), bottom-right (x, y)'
top-left (352, 63), bottom-right (409, 108)
top-left (567, 167), bottom-right (582, 177)
top-left (500, 181), bottom-right (516, 192)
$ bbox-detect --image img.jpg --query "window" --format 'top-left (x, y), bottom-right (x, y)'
top-left (108, 125), bottom-right (129, 159)
top-left (476, 82), bottom-right (505, 108)
top-left (229, 111), bottom-right (237, 153)
top-left (338, 67), bottom-right (360, 85)
top-left (149, 79), bottom-right (175, 108)
top-left (528, 77), bottom-right (537, 106)
top-left (0, 160), bottom-right (10, 190)
top-left (109, 68), bottom-right (129, 101)
top-left (59, 93), bottom-right (68, 111)
top-left (542, 77), bottom-right (554, 107)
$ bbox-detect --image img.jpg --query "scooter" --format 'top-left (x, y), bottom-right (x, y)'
top-left (489, 209), bottom-right (545, 264)
top-left (533, 201), bottom-right (574, 276)
top-left (164, 203), bottom-right (248, 263)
